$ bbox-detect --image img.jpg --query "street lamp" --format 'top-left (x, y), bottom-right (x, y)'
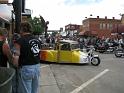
top-left (39, 15), bottom-right (49, 38)
top-left (45, 21), bottom-right (49, 38)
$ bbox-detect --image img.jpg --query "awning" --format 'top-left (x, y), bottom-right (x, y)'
top-left (0, 16), bottom-right (10, 23)
top-left (0, 4), bottom-right (13, 23)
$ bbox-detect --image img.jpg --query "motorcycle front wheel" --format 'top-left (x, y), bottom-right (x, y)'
top-left (115, 52), bottom-right (122, 57)
top-left (91, 57), bottom-right (100, 66)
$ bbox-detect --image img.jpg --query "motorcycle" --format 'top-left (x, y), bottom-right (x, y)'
top-left (95, 41), bottom-right (117, 53)
top-left (114, 43), bottom-right (124, 57)
top-left (85, 46), bottom-right (101, 66)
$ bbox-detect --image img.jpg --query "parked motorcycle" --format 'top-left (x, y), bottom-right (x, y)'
top-left (114, 43), bottom-right (124, 57)
top-left (94, 41), bottom-right (118, 53)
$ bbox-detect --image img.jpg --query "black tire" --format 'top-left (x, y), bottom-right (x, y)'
top-left (114, 49), bottom-right (123, 57)
top-left (91, 57), bottom-right (100, 66)
top-left (115, 52), bottom-right (122, 57)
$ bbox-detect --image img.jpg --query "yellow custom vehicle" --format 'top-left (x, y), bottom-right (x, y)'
top-left (40, 40), bottom-right (100, 66)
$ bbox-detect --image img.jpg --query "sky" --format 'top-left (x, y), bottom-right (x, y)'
top-left (9, 0), bottom-right (124, 30)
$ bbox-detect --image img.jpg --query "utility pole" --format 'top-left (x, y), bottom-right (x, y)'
top-left (11, 10), bottom-right (14, 34)
top-left (12, 0), bottom-right (22, 33)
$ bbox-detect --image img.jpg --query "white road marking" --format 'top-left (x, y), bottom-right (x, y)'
top-left (70, 69), bottom-right (109, 93)
top-left (40, 65), bottom-right (49, 68)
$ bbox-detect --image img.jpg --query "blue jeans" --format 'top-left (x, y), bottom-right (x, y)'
top-left (18, 64), bottom-right (40, 93)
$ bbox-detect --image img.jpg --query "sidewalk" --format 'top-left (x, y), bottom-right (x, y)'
top-left (39, 65), bottom-right (60, 93)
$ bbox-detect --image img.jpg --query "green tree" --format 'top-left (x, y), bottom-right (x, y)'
top-left (29, 17), bottom-right (44, 35)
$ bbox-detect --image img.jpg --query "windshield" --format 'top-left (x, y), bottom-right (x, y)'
top-left (71, 44), bottom-right (80, 50)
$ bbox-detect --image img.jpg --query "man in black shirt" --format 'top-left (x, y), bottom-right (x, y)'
top-left (14, 22), bottom-right (41, 93)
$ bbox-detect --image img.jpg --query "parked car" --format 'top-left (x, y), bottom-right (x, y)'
top-left (40, 40), bottom-right (100, 66)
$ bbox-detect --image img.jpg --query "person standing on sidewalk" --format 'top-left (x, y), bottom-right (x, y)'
top-left (0, 27), bottom-right (13, 67)
top-left (14, 21), bottom-right (41, 93)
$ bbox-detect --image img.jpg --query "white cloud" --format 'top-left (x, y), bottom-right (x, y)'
top-left (9, 0), bottom-right (124, 30)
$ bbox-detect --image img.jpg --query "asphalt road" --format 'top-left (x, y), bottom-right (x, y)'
top-left (39, 53), bottom-right (124, 93)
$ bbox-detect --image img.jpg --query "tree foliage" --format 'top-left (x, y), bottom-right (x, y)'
top-left (29, 17), bottom-right (44, 35)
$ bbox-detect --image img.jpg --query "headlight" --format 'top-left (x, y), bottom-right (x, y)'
top-left (83, 57), bottom-right (88, 62)
top-left (80, 56), bottom-right (89, 63)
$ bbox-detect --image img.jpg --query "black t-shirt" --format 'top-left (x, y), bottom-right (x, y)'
top-left (0, 41), bottom-right (8, 67)
top-left (17, 34), bottom-right (41, 66)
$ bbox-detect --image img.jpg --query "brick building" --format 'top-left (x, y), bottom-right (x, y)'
top-left (65, 24), bottom-right (81, 37)
top-left (80, 16), bottom-right (121, 39)
top-left (116, 14), bottom-right (124, 34)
